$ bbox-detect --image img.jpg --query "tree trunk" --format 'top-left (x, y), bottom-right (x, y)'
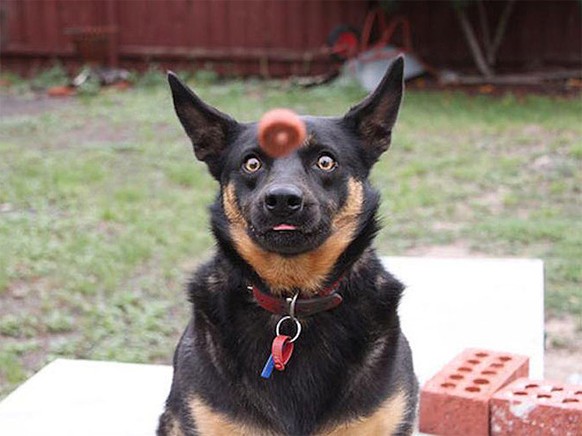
top-left (488, 0), bottom-right (517, 66)
top-left (455, 6), bottom-right (494, 78)
top-left (477, 0), bottom-right (493, 55)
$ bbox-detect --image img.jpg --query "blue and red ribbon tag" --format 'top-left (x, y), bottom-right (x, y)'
top-left (261, 354), bottom-right (276, 379)
top-left (261, 334), bottom-right (295, 379)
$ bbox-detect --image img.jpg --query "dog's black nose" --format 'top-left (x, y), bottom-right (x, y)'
top-left (264, 184), bottom-right (304, 217)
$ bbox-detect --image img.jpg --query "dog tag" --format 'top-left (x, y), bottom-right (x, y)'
top-left (261, 354), bottom-right (275, 379)
top-left (260, 335), bottom-right (295, 379)
top-left (272, 335), bottom-right (294, 371)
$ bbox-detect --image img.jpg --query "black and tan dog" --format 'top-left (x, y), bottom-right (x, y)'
top-left (158, 58), bottom-right (418, 436)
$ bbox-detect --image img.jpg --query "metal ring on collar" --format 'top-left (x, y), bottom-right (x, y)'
top-left (275, 315), bottom-right (302, 343)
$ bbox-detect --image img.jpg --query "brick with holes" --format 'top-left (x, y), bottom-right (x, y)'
top-left (419, 348), bottom-right (529, 436)
top-left (490, 378), bottom-right (582, 435)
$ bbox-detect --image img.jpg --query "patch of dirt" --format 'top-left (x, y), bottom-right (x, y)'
top-left (405, 241), bottom-right (486, 258)
top-left (0, 93), bottom-right (76, 118)
top-left (545, 316), bottom-right (582, 384)
top-left (0, 92), bottom-right (166, 148)
top-left (0, 276), bottom-right (81, 397)
top-left (60, 119), bottom-right (138, 147)
top-left (474, 187), bottom-right (509, 215)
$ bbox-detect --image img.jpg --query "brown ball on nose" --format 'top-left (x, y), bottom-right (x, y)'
top-left (258, 109), bottom-right (307, 158)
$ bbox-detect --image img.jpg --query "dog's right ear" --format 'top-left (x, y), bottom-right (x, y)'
top-left (168, 72), bottom-right (238, 179)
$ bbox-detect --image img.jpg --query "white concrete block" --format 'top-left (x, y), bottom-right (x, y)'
top-left (0, 359), bottom-right (172, 436)
top-left (383, 256), bottom-right (544, 384)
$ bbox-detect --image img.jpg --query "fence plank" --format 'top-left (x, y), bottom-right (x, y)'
top-left (2, 0), bottom-right (580, 75)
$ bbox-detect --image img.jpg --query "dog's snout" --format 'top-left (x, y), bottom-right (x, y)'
top-left (264, 184), bottom-right (304, 217)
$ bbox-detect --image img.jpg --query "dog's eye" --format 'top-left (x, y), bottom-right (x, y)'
top-left (242, 156), bottom-right (262, 174)
top-left (316, 154), bottom-right (337, 172)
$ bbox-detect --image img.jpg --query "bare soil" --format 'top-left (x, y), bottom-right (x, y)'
top-left (0, 93), bottom-right (76, 118)
top-left (545, 316), bottom-right (582, 384)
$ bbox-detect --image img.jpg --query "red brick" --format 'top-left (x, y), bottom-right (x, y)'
top-left (491, 378), bottom-right (582, 435)
top-left (419, 348), bottom-right (529, 436)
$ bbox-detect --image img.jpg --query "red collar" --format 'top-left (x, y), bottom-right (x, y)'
top-left (251, 277), bottom-right (344, 317)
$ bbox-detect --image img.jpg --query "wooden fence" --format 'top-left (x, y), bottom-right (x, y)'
top-left (1, 0), bottom-right (580, 77)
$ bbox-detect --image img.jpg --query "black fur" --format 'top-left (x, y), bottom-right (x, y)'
top-left (159, 57), bottom-right (418, 435)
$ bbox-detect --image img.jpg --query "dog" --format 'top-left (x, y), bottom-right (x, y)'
top-left (158, 57), bottom-right (418, 436)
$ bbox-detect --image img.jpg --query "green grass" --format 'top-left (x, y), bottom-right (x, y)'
top-left (1, 72), bottom-right (581, 397)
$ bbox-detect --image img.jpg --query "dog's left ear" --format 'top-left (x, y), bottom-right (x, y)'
top-left (343, 56), bottom-right (404, 166)
top-left (168, 72), bottom-right (239, 179)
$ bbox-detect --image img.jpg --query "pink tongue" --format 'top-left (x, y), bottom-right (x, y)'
top-left (273, 224), bottom-right (297, 231)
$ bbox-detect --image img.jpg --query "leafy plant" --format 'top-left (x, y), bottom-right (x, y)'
top-left (30, 62), bottom-right (69, 89)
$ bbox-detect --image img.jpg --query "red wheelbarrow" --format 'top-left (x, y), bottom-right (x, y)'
top-left (327, 7), bottom-right (426, 90)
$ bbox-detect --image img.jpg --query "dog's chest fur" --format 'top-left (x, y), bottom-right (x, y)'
top-left (172, 250), bottom-right (409, 435)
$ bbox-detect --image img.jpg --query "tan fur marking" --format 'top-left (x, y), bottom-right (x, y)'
top-left (223, 179), bottom-right (363, 295)
top-left (189, 397), bottom-right (272, 436)
top-left (319, 390), bottom-right (409, 436)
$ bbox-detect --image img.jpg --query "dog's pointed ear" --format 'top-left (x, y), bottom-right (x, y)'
top-left (343, 56), bottom-right (404, 166)
top-left (168, 72), bottom-right (238, 178)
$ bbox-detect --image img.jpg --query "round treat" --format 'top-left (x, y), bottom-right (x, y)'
top-left (258, 109), bottom-right (307, 158)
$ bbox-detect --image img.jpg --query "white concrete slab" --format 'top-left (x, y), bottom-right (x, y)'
top-left (0, 257), bottom-right (544, 435)
top-left (0, 359), bottom-right (172, 436)
top-left (383, 256), bottom-right (545, 384)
